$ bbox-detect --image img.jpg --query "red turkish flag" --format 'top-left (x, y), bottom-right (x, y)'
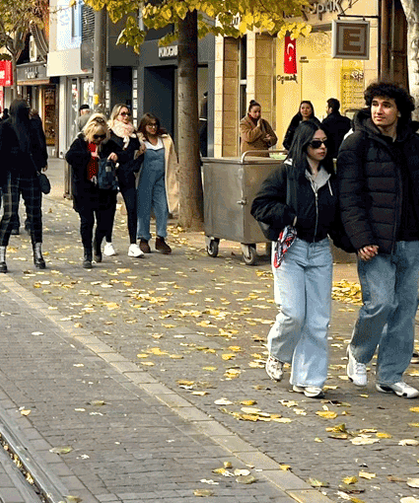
top-left (0, 61), bottom-right (13, 87)
top-left (284, 36), bottom-right (297, 74)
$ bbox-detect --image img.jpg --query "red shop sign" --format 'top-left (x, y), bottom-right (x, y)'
top-left (0, 61), bottom-right (13, 87)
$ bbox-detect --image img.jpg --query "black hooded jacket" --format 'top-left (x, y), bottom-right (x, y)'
top-left (337, 109), bottom-right (419, 254)
top-left (251, 159), bottom-right (353, 251)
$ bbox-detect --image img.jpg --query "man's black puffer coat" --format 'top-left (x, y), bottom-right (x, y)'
top-left (337, 109), bottom-right (419, 254)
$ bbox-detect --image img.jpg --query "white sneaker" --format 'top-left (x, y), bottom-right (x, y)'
top-left (103, 243), bottom-right (116, 256)
top-left (265, 355), bottom-right (284, 382)
top-left (128, 243), bottom-right (144, 258)
top-left (376, 381), bottom-right (419, 399)
top-left (346, 345), bottom-right (367, 386)
top-left (293, 385), bottom-right (324, 399)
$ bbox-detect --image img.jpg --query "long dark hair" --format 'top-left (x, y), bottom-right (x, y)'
top-left (138, 113), bottom-right (167, 139)
top-left (287, 121), bottom-right (334, 178)
top-left (10, 99), bottom-right (31, 152)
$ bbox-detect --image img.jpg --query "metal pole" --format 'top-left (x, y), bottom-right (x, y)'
top-left (93, 8), bottom-right (107, 113)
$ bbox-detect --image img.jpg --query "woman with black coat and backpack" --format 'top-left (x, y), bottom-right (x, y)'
top-left (0, 99), bottom-right (48, 273)
top-left (251, 121), bottom-right (352, 398)
top-left (65, 113), bottom-right (119, 268)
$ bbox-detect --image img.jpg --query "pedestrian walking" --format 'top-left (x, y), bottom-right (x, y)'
top-left (107, 104), bottom-right (145, 258)
top-left (321, 98), bottom-right (351, 158)
top-left (240, 100), bottom-right (277, 157)
top-left (76, 104), bottom-right (92, 132)
top-left (251, 121), bottom-right (352, 398)
top-left (283, 100), bottom-right (320, 151)
top-left (65, 113), bottom-right (120, 268)
top-left (136, 113), bottom-right (179, 255)
top-left (0, 99), bottom-right (48, 273)
top-left (338, 81), bottom-right (419, 399)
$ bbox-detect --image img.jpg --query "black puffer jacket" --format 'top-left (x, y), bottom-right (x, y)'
top-left (251, 160), bottom-right (353, 251)
top-left (337, 109), bottom-right (419, 254)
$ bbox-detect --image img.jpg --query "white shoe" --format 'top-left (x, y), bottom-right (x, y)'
top-left (376, 381), bottom-right (419, 399)
top-left (103, 243), bottom-right (116, 256)
top-left (128, 243), bottom-right (144, 258)
top-left (265, 355), bottom-right (284, 382)
top-left (293, 385), bottom-right (324, 399)
top-left (346, 345), bottom-right (367, 386)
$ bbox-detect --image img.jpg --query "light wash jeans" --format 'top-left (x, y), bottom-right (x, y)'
top-left (136, 160), bottom-right (168, 241)
top-left (350, 241), bottom-right (419, 385)
top-left (268, 237), bottom-right (333, 388)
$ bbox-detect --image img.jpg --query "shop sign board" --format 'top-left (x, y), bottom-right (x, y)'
top-left (332, 19), bottom-right (370, 60)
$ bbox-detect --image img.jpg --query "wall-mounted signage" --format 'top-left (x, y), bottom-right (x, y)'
top-left (332, 19), bottom-right (370, 60)
top-left (158, 45), bottom-right (178, 59)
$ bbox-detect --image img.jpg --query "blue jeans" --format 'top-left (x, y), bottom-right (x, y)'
top-left (136, 164), bottom-right (168, 241)
top-left (351, 241), bottom-right (419, 385)
top-left (268, 238), bottom-right (333, 388)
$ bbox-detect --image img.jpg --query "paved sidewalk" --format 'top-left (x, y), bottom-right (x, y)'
top-left (1, 159), bottom-right (419, 503)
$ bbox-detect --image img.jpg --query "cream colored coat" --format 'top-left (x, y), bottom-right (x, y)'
top-left (139, 133), bottom-right (180, 213)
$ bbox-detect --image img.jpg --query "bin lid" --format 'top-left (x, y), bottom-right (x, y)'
top-left (202, 156), bottom-right (284, 165)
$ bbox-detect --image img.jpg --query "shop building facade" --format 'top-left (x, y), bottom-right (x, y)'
top-left (214, 0), bottom-right (408, 157)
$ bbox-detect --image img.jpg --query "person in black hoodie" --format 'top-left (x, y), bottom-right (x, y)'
top-left (321, 98), bottom-right (351, 158)
top-left (0, 99), bottom-right (48, 273)
top-left (251, 121), bottom-right (352, 398)
top-left (338, 82), bottom-right (419, 398)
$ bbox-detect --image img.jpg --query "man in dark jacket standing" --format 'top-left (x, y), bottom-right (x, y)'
top-left (322, 98), bottom-right (351, 158)
top-left (338, 82), bottom-right (419, 398)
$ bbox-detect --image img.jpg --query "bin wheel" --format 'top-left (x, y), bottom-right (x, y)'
top-left (242, 244), bottom-right (257, 265)
top-left (207, 239), bottom-right (219, 258)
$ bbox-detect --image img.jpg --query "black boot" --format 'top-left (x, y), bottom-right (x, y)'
top-left (0, 246), bottom-right (7, 273)
top-left (93, 237), bottom-right (102, 263)
top-left (83, 248), bottom-right (93, 269)
top-left (33, 242), bottom-right (46, 269)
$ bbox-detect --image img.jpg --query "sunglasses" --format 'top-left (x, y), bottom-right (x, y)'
top-left (120, 112), bottom-right (131, 116)
top-left (147, 123), bottom-right (158, 128)
top-left (308, 139), bottom-right (328, 149)
top-left (93, 134), bottom-right (106, 140)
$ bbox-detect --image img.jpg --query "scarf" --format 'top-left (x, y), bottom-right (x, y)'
top-left (111, 120), bottom-right (136, 149)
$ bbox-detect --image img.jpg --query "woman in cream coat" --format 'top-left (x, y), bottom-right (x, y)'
top-left (136, 113), bottom-right (179, 254)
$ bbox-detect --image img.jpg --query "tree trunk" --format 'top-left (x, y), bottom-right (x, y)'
top-left (400, 0), bottom-right (419, 119)
top-left (177, 10), bottom-right (204, 231)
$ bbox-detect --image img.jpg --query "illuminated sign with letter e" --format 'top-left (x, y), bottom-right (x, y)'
top-left (332, 20), bottom-right (370, 60)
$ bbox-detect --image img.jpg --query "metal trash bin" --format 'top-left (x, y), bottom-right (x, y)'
top-left (202, 150), bottom-right (286, 265)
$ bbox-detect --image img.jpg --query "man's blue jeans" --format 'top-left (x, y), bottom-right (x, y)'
top-left (268, 238), bottom-right (333, 388)
top-left (351, 241), bottom-right (419, 385)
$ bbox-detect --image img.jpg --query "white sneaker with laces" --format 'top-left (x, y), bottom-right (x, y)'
top-left (376, 381), bottom-right (419, 399)
top-left (265, 355), bottom-right (284, 382)
top-left (293, 385), bottom-right (324, 399)
top-left (103, 243), bottom-right (116, 256)
top-left (346, 345), bottom-right (367, 386)
top-left (128, 244), bottom-right (145, 258)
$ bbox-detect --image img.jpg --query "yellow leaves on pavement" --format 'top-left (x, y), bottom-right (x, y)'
top-left (401, 498), bottom-right (419, 503)
top-left (376, 432), bottom-right (392, 439)
top-left (236, 474), bottom-right (257, 484)
top-left (399, 439), bottom-right (419, 446)
top-left (193, 489), bottom-right (214, 497)
top-left (407, 479), bottom-right (419, 488)
top-left (359, 471), bottom-right (376, 480)
top-left (308, 477), bottom-right (330, 487)
top-left (50, 446), bottom-right (73, 455)
top-left (221, 354), bottom-right (236, 361)
top-left (342, 476), bottom-right (358, 485)
top-left (332, 280), bottom-right (362, 305)
top-left (350, 437), bottom-right (380, 446)
top-left (316, 406), bottom-right (338, 419)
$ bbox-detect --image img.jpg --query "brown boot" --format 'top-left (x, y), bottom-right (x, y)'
top-left (139, 239), bottom-right (151, 253)
top-left (155, 236), bottom-right (171, 254)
